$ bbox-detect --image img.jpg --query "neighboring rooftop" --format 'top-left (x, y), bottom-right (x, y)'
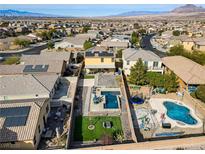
top-left (162, 56), bottom-right (205, 84)
top-left (0, 60), bottom-right (64, 75)
top-left (0, 101), bottom-right (43, 143)
top-left (123, 48), bottom-right (161, 61)
top-left (21, 51), bottom-right (71, 62)
top-left (0, 74), bottom-right (58, 100)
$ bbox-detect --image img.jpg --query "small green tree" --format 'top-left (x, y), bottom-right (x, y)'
top-left (195, 85), bottom-right (205, 103)
top-left (83, 40), bottom-right (93, 50)
top-left (14, 39), bottom-right (31, 48)
top-left (47, 41), bottom-right (54, 49)
top-left (138, 29), bottom-right (146, 35)
top-left (116, 49), bottom-right (123, 58)
top-left (128, 59), bottom-right (147, 85)
top-left (172, 30), bottom-right (181, 36)
top-left (164, 72), bottom-right (178, 92)
top-left (82, 26), bottom-right (91, 33)
top-left (145, 72), bottom-right (165, 87)
top-left (168, 44), bottom-right (184, 56)
top-left (131, 31), bottom-right (139, 45)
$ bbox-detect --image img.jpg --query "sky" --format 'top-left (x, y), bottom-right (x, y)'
top-left (1, 4), bottom-right (205, 17)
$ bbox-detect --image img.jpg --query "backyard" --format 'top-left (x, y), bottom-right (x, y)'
top-left (73, 116), bottom-right (123, 141)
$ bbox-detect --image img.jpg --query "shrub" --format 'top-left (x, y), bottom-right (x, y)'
top-left (195, 85), bottom-right (205, 103)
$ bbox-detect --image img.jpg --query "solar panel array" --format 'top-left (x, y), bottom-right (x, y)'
top-left (0, 106), bottom-right (31, 127)
top-left (23, 65), bottom-right (49, 73)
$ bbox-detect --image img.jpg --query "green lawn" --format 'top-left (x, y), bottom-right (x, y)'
top-left (84, 75), bottom-right (95, 79)
top-left (73, 116), bottom-right (123, 141)
top-left (2, 56), bottom-right (20, 65)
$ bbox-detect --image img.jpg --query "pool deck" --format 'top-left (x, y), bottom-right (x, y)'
top-left (149, 98), bottom-right (203, 128)
top-left (89, 88), bottom-right (121, 114)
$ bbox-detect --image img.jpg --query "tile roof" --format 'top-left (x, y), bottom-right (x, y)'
top-left (0, 101), bottom-right (43, 142)
top-left (162, 56), bottom-right (205, 85)
top-left (0, 74), bottom-right (58, 100)
top-left (123, 48), bottom-right (161, 62)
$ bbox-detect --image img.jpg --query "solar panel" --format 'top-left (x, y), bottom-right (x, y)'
top-left (0, 106), bottom-right (31, 127)
top-left (23, 64), bottom-right (49, 73)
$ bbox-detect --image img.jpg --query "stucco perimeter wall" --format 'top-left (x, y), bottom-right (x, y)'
top-left (121, 73), bottom-right (137, 143)
top-left (78, 136), bottom-right (205, 150)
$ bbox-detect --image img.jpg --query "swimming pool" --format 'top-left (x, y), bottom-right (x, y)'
top-left (101, 91), bottom-right (120, 109)
top-left (163, 101), bottom-right (197, 125)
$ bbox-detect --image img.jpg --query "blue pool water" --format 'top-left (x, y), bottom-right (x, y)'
top-left (101, 91), bottom-right (120, 109)
top-left (163, 101), bottom-right (197, 125)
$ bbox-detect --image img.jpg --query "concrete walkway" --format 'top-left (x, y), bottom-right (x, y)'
top-left (83, 87), bottom-right (92, 116)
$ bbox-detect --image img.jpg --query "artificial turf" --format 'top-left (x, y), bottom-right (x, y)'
top-left (73, 116), bottom-right (123, 141)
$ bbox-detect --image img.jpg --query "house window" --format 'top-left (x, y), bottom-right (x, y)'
top-left (101, 58), bottom-right (104, 63)
top-left (38, 125), bottom-right (41, 133)
top-left (46, 104), bottom-right (49, 113)
top-left (11, 141), bottom-right (15, 144)
top-left (144, 61), bottom-right (148, 66)
top-left (127, 60), bottom-right (130, 65)
top-left (153, 61), bottom-right (158, 67)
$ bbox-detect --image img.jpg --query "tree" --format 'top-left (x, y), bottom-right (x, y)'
top-left (138, 29), bottom-right (146, 35)
top-left (168, 44), bottom-right (184, 56)
top-left (145, 72), bottom-right (178, 93)
top-left (164, 72), bottom-right (178, 92)
top-left (82, 26), bottom-right (91, 33)
top-left (133, 23), bottom-right (140, 29)
top-left (47, 41), bottom-right (54, 49)
top-left (145, 72), bottom-right (165, 87)
top-left (172, 30), bottom-right (181, 36)
top-left (83, 40), bottom-right (93, 50)
top-left (195, 85), bottom-right (205, 103)
top-left (131, 31), bottom-right (139, 45)
top-left (168, 45), bottom-right (205, 65)
top-left (116, 49), bottom-right (123, 58)
top-left (128, 59), bottom-right (147, 85)
top-left (14, 39), bottom-right (31, 48)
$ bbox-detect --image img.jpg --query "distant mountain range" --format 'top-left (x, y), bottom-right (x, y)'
top-left (171, 4), bottom-right (205, 13)
top-left (0, 9), bottom-right (57, 17)
top-left (111, 11), bottom-right (167, 17)
top-left (1, 4), bottom-right (205, 18)
top-left (111, 4), bottom-right (205, 17)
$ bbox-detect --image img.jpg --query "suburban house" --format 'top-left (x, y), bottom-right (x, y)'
top-left (180, 37), bottom-right (195, 51)
top-left (0, 74), bottom-right (59, 101)
top-left (54, 37), bottom-right (85, 50)
top-left (122, 48), bottom-right (163, 75)
top-left (0, 61), bottom-right (66, 76)
top-left (179, 36), bottom-right (205, 52)
top-left (0, 98), bottom-right (50, 149)
top-left (0, 74), bottom-right (59, 149)
top-left (162, 56), bottom-right (205, 93)
top-left (193, 40), bottom-right (205, 52)
top-left (19, 53), bottom-right (71, 76)
top-left (100, 35), bottom-right (130, 50)
top-left (84, 46), bottom-right (115, 74)
top-left (55, 33), bottom-right (97, 51)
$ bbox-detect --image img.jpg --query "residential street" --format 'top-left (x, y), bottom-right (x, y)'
top-left (140, 34), bottom-right (166, 58)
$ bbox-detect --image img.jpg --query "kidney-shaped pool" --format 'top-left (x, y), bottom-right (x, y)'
top-left (163, 101), bottom-right (198, 125)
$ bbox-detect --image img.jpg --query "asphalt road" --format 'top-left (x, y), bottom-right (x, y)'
top-left (0, 44), bottom-right (47, 58)
top-left (140, 34), bottom-right (166, 58)
top-left (0, 39), bottom-right (62, 61)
